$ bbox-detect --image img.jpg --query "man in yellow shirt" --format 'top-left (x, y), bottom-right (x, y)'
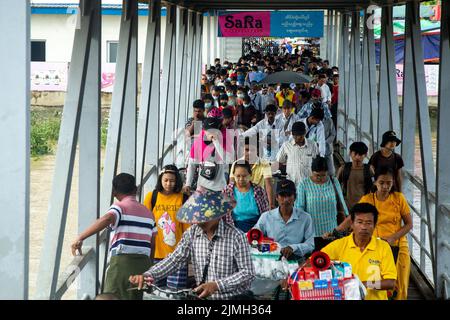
top-left (275, 84), bottom-right (295, 108)
top-left (321, 203), bottom-right (397, 300)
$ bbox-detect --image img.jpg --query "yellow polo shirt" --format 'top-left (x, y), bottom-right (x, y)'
top-left (321, 234), bottom-right (397, 300)
top-left (230, 157), bottom-right (272, 188)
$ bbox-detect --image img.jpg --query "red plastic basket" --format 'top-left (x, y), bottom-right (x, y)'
top-left (288, 268), bottom-right (346, 300)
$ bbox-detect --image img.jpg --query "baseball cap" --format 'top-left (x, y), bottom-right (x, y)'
top-left (276, 179), bottom-right (296, 196)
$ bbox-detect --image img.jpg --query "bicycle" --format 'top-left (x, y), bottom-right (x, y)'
top-left (127, 283), bottom-right (204, 300)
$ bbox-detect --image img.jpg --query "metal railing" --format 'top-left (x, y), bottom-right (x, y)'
top-left (337, 117), bottom-right (436, 289)
top-left (54, 131), bottom-right (186, 299)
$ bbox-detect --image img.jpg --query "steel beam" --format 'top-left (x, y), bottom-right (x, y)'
top-left (98, 0), bottom-right (138, 289)
top-left (378, 6), bottom-right (401, 143)
top-left (120, 0), bottom-right (138, 176)
top-left (137, 0), bottom-right (161, 198)
top-left (360, 10), bottom-right (372, 148)
top-left (161, 4), bottom-right (177, 166)
top-left (195, 13), bottom-right (204, 100)
top-left (436, 0), bottom-right (450, 300)
top-left (36, 0), bottom-right (94, 299)
top-left (78, 0), bottom-right (101, 299)
top-left (0, 0), bottom-right (30, 300)
top-left (346, 12), bottom-right (359, 147)
top-left (186, 11), bottom-right (196, 122)
top-left (337, 13), bottom-right (349, 150)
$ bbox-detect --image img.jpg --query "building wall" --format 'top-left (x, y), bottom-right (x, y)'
top-left (31, 13), bottom-right (167, 63)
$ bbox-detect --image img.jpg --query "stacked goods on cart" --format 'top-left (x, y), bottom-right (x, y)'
top-left (288, 251), bottom-right (366, 300)
top-left (246, 229), bottom-right (299, 296)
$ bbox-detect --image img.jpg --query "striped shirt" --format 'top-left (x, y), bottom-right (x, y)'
top-left (276, 138), bottom-right (319, 186)
top-left (108, 195), bottom-right (157, 257)
top-left (294, 177), bottom-right (349, 236)
top-left (145, 220), bottom-right (255, 300)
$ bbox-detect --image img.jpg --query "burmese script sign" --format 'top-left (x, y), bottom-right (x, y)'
top-left (217, 11), bottom-right (324, 38)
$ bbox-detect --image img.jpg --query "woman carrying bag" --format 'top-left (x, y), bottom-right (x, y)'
top-left (294, 156), bottom-right (349, 238)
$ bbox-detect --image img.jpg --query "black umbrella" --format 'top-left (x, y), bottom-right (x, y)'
top-left (259, 71), bottom-right (312, 85)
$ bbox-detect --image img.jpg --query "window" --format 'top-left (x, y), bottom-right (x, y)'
top-left (107, 41), bottom-right (118, 63)
top-left (31, 40), bottom-right (46, 62)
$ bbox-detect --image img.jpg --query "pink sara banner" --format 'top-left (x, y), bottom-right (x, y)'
top-left (218, 11), bottom-right (271, 37)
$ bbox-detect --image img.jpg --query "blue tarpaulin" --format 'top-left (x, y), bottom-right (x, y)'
top-left (375, 32), bottom-right (440, 64)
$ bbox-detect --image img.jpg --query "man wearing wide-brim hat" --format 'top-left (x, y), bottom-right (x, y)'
top-left (369, 131), bottom-right (405, 192)
top-left (129, 190), bottom-right (255, 300)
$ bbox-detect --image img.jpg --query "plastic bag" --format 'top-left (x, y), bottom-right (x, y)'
top-left (343, 275), bottom-right (367, 300)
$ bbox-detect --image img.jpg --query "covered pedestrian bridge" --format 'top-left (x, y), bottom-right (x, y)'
top-left (0, 0), bottom-right (449, 300)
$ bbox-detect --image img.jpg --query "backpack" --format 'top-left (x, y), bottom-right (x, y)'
top-left (341, 162), bottom-right (373, 197)
top-left (150, 191), bottom-right (189, 210)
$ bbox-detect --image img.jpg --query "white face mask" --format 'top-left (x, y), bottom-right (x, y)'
top-left (205, 102), bottom-right (212, 108)
top-left (213, 95), bottom-right (219, 100)
top-left (243, 103), bottom-right (250, 108)
top-left (237, 93), bottom-right (245, 99)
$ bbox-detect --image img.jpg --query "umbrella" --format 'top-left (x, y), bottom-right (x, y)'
top-left (258, 71), bottom-right (312, 85)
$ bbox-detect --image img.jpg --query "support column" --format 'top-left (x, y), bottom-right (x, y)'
top-left (97, 0), bottom-right (138, 290)
top-left (78, 0), bottom-right (101, 299)
top-left (195, 13), bottom-right (204, 100)
top-left (436, 0), bottom-right (450, 300)
top-left (337, 13), bottom-right (349, 150)
top-left (347, 12), bottom-right (359, 147)
top-left (175, 8), bottom-right (188, 166)
top-left (378, 6), bottom-right (401, 143)
top-left (361, 10), bottom-right (372, 147)
top-left (137, 0), bottom-right (161, 198)
top-left (120, 0), bottom-right (139, 176)
top-left (160, 4), bottom-right (177, 166)
top-left (0, 0), bottom-right (30, 300)
top-left (186, 11), bottom-right (197, 121)
top-left (36, 0), bottom-right (97, 299)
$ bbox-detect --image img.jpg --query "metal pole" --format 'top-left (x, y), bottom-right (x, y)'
top-left (435, 0), bottom-right (450, 299)
top-left (120, 0), bottom-right (138, 176)
top-left (0, 0), bottom-right (30, 300)
top-left (160, 4), bottom-right (177, 166)
top-left (78, 0), bottom-right (101, 299)
top-left (36, 0), bottom-right (94, 299)
top-left (137, 0), bottom-right (161, 199)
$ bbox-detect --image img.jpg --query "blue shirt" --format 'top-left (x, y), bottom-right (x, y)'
top-left (233, 186), bottom-right (260, 221)
top-left (253, 207), bottom-right (315, 257)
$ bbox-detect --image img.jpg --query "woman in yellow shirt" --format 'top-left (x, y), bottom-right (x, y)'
top-left (359, 166), bottom-right (413, 300)
top-left (143, 165), bottom-right (190, 289)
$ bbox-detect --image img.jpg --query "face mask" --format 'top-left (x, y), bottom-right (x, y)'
top-left (228, 101), bottom-right (235, 106)
top-left (213, 95), bottom-right (219, 100)
top-left (237, 94), bottom-right (245, 99)
top-left (227, 92), bottom-right (234, 97)
top-left (223, 64), bottom-right (229, 68)
top-left (205, 102), bottom-right (212, 108)
top-left (243, 103), bottom-right (250, 108)
top-left (227, 78), bottom-right (232, 82)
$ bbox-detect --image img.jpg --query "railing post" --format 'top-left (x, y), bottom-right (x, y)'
top-left (137, 0), bottom-right (161, 199)
top-left (78, 0), bottom-right (101, 299)
top-left (36, 0), bottom-right (95, 299)
top-left (436, 0), bottom-right (450, 300)
top-left (378, 6), bottom-right (400, 143)
top-left (120, 0), bottom-right (139, 176)
top-left (337, 12), bottom-right (349, 153)
top-left (0, 0), bottom-right (30, 300)
top-left (161, 4), bottom-right (177, 166)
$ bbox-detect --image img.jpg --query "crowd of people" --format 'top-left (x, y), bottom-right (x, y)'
top-left (71, 49), bottom-right (412, 301)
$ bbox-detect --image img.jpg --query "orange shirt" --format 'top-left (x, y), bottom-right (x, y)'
top-left (143, 191), bottom-right (190, 259)
top-left (359, 192), bottom-right (410, 246)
